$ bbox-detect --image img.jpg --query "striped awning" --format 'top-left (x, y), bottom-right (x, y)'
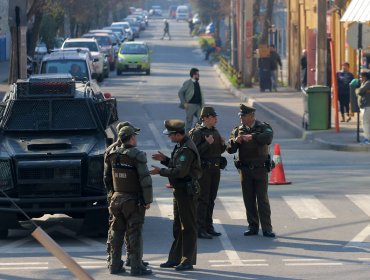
top-left (340, 0), bottom-right (370, 22)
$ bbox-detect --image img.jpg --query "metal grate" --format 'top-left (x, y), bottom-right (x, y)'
top-left (4, 99), bottom-right (97, 131)
top-left (52, 99), bottom-right (96, 129)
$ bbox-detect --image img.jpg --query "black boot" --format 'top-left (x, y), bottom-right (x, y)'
top-left (130, 266), bottom-right (152, 276)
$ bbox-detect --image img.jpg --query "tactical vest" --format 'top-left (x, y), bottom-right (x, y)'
top-left (112, 153), bottom-right (140, 193)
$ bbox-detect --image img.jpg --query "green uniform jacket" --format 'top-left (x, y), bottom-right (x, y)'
top-left (190, 124), bottom-right (226, 161)
top-left (356, 80), bottom-right (370, 108)
top-left (159, 136), bottom-right (202, 186)
top-left (226, 120), bottom-right (273, 162)
top-left (104, 144), bottom-right (153, 204)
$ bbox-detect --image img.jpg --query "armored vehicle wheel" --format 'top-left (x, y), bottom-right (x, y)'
top-left (0, 229), bottom-right (9, 239)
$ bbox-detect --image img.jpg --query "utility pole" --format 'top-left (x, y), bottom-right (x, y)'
top-left (316, 0), bottom-right (327, 85)
top-left (8, 0), bottom-right (28, 84)
top-left (230, 0), bottom-right (238, 68)
top-left (243, 0), bottom-right (253, 87)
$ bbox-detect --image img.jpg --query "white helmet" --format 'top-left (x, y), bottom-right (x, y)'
top-left (163, 19), bottom-right (167, 22)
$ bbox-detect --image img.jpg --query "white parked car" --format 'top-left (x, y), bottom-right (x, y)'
top-left (62, 38), bottom-right (106, 82)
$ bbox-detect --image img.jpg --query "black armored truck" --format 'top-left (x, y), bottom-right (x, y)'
top-left (0, 74), bottom-right (118, 238)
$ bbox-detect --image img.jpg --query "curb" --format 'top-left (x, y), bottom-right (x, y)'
top-left (214, 64), bottom-right (370, 152)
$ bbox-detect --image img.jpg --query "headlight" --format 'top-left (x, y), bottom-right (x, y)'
top-left (141, 57), bottom-right (148, 63)
top-left (87, 157), bottom-right (104, 190)
top-left (0, 160), bottom-right (13, 191)
top-left (118, 57), bottom-right (125, 63)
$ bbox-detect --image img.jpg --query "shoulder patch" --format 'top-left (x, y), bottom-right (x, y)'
top-left (179, 154), bottom-right (186, 161)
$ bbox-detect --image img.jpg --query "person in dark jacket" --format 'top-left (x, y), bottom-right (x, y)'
top-left (336, 62), bottom-right (354, 122)
top-left (269, 45), bottom-right (282, 91)
top-left (150, 119), bottom-right (202, 271)
top-left (226, 104), bottom-right (275, 238)
top-left (189, 107), bottom-right (226, 239)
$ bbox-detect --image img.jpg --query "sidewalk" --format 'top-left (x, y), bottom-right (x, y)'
top-left (214, 65), bottom-right (370, 152)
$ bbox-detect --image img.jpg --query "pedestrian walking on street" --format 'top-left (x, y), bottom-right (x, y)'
top-left (226, 104), bottom-right (275, 238)
top-left (178, 68), bottom-right (205, 132)
top-left (161, 19), bottom-right (171, 40)
top-left (336, 62), bottom-right (354, 122)
top-left (150, 119), bottom-right (202, 271)
top-left (189, 106), bottom-right (226, 239)
top-left (269, 45), bottom-right (282, 91)
top-left (355, 71), bottom-right (370, 144)
top-left (104, 125), bottom-right (153, 276)
top-left (300, 49), bottom-right (307, 89)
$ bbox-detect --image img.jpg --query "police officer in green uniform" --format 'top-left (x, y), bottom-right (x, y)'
top-left (104, 125), bottom-right (153, 275)
top-left (226, 104), bottom-right (275, 238)
top-left (189, 107), bottom-right (226, 239)
top-left (150, 119), bottom-right (202, 271)
top-left (105, 121), bottom-right (149, 269)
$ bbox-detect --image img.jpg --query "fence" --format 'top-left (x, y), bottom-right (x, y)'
top-left (219, 56), bottom-right (242, 88)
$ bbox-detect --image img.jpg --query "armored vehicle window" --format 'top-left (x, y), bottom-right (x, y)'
top-left (2, 99), bottom-right (98, 131)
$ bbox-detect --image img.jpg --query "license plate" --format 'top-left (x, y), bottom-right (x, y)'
top-left (128, 64), bottom-right (137, 69)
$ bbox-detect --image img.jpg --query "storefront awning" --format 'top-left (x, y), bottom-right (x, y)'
top-left (340, 0), bottom-right (370, 22)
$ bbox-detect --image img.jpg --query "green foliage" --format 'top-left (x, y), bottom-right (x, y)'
top-left (39, 14), bottom-right (61, 50)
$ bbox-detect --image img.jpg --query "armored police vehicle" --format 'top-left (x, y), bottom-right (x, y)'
top-left (0, 74), bottom-right (118, 238)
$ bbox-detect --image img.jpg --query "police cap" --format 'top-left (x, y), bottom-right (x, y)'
top-left (116, 121), bottom-right (140, 133)
top-left (238, 104), bottom-right (256, 116)
top-left (118, 126), bottom-right (139, 139)
top-left (201, 106), bottom-right (217, 118)
top-left (163, 119), bottom-right (185, 135)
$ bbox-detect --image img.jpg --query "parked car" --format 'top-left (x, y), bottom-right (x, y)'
top-left (111, 22), bottom-right (134, 41)
top-left (0, 74), bottom-right (118, 239)
top-left (116, 41), bottom-right (151, 75)
top-left (176, 5), bottom-right (190, 21)
top-left (82, 32), bottom-right (117, 71)
top-left (61, 38), bottom-right (107, 82)
top-left (39, 48), bottom-right (94, 82)
top-left (169, 5), bottom-right (177, 18)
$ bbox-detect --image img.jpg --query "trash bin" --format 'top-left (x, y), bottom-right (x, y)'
top-left (302, 85), bottom-right (331, 130)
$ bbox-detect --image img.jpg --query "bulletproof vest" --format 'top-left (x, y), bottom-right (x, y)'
top-left (112, 153), bottom-right (140, 193)
top-left (237, 125), bottom-right (269, 163)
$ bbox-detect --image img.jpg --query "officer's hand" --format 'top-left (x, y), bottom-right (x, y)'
top-left (144, 203), bottom-right (151, 210)
top-left (244, 134), bottom-right (253, 142)
top-left (184, 102), bottom-right (189, 109)
top-left (152, 151), bottom-right (165, 161)
top-left (235, 135), bottom-right (243, 144)
top-left (150, 165), bottom-right (161, 175)
top-left (205, 134), bottom-right (214, 144)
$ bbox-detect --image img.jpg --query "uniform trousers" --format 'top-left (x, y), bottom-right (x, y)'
top-left (362, 107), bottom-right (370, 139)
top-left (240, 167), bottom-right (272, 232)
top-left (197, 166), bottom-right (220, 232)
top-left (168, 187), bottom-right (197, 265)
top-left (109, 194), bottom-right (145, 269)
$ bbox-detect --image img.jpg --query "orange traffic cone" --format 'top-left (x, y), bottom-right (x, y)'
top-left (269, 143), bottom-right (291, 185)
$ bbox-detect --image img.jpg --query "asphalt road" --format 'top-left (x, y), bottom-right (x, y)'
top-left (0, 19), bottom-right (370, 280)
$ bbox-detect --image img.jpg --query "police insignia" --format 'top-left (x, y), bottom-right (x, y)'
top-left (179, 154), bottom-right (186, 161)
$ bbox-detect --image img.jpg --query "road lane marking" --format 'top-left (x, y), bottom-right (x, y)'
top-left (283, 195), bottom-right (335, 219)
top-left (213, 219), bottom-right (244, 266)
top-left (0, 267), bottom-right (49, 270)
top-left (0, 262), bottom-right (48, 266)
top-left (218, 196), bottom-right (246, 220)
top-left (283, 258), bottom-right (342, 266)
top-left (154, 197), bottom-right (173, 218)
top-left (345, 224), bottom-right (370, 249)
top-left (346, 195), bottom-right (370, 216)
top-left (148, 122), bottom-right (167, 151)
